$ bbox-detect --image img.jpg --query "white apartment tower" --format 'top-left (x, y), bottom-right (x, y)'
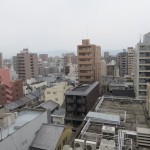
top-left (134, 32), bottom-right (150, 99)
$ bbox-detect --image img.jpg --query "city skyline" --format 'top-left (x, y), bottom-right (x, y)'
top-left (0, 0), bottom-right (150, 58)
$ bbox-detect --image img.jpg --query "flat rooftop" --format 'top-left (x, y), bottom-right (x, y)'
top-left (66, 81), bottom-right (99, 96)
top-left (100, 100), bottom-right (149, 130)
top-left (0, 109), bottom-right (44, 141)
top-left (76, 98), bottom-right (150, 150)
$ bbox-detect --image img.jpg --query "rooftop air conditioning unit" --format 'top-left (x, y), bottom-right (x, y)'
top-left (63, 145), bottom-right (72, 150)
top-left (102, 126), bottom-right (115, 134)
top-left (74, 139), bottom-right (85, 149)
top-left (86, 140), bottom-right (97, 150)
top-left (108, 140), bottom-right (115, 148)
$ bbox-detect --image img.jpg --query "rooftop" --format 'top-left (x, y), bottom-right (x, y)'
top-left (66, 81), bottom-right (99, 96)
top-left (0, 109), bottom-right (44, 141)
top-left (74, 96), bottom-right (150, 150)
top-left (31, 124), bottom-right (64, 150)
top-left (51, 108), bottom-right (65, 116)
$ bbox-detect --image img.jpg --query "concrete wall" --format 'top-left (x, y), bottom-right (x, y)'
top-left (45, 82), bottom-right (71, 106)
top-left (0, 111), bottom-right (47, 150)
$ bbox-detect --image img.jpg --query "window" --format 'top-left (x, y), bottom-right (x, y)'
top-left (47, 91), bottom-right (51, 94)
top-left (55, 98), bottom-right (58, 101)
top-left (53, 92), bottom-right (57, 94)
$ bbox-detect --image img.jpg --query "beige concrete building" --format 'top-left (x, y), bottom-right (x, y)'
top-left (78, 39), bottom-right (101, 84)
top-left (128, 47), bottom-right (135, 76)
top-left (45, 82), bottom-right (72, 106)
top-left (16, 49), bottom-right (39, 80)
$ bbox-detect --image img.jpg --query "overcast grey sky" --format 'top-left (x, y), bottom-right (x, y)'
top-left (0, 0), bottom-right (150, 58)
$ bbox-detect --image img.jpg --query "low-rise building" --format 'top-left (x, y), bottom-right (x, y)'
top-left (65, 81), bottom-right (99, 126)
top-left (23, 81), bottom-right (47, 95)
top-left (45, 82), bottom-right (72, 107)
top-left (0, 109), bottom-right (47, 150)
top-left (69, 96), bottom-right (150, 150)
top-left (51, 108), bottom-right (66, 124)
top-left (30, 124), bottom-right (72, 150)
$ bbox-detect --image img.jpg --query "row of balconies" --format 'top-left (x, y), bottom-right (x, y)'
top-left (140, 46), bottom-right (150, 51)
top-left (67, 106), bottom-right (86, 112)
top-left (67, 98), bottom-right (85, 104)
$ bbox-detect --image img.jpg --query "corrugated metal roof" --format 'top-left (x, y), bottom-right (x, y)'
top-left (38, 100), bottom-right (59, 110)
top-left (26, 94), bottom-right (37, 100)
top-left (31, 124), bottom-right (64, 150)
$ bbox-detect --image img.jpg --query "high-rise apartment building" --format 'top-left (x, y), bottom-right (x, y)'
top-left (134, 32), bottom-right (150, 99)
top-left (104, 51), bottom-right (110, 64)
top-left (128, 47), bottom-right (135, 76)
top-left (104, 51), bottom-right (109, 58)
top-left (0, 52), bottom-right (3, 68)
top-left (16, 49), bottom-right (39, 80)
top-left (39, 54), bottom-right (48, 62)
top-left (62, 52), bottom-right (77, 66)
top-left (117, 50), bottom-right (128, 76)
top-left (78, 39), bottom-right (101, 84)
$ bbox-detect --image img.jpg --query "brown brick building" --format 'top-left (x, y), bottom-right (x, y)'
top-left (0, 84), bottom-right (6, 105)
top-left (78, 39), bottom-right (101, 84)
top-left (16, 49), bottom-right (39, 80)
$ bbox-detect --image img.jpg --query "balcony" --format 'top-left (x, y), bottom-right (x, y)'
top-left (139, 66), bottom-right (150, 71)
top-left (67, 98), bottom-right (74, 103)
top-left (139, 86), bottom-right (147, 91)
top-left (78, 49), bottom-right (92, 53)
top-left (77, 99), bottom-right (85, 104)
top-left (67, 106), bottom-right (76, 111)
top-left (79, 78), bottom-right (93, 82)
top-left (79, 73), bottom-right (93, 76)
top-left (140, 46), bottom-right (150, 52)
top-left (78, 54), bottom-right (93, 59)
top-left (139, 73), bottom-right (150, 78)
top-left (78, 60), bottom-right (93, 65)
top-left (139, 54), bottom-right (150, 58)
top-left (78, 66), bottom-right (92, 70)
top-left (78, 107), bottom-right (86, 112)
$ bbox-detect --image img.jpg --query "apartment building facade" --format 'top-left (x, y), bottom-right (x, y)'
top-left (39, 54), bottom-right (48, 62)
top-left (0, 84), bottom-right (6, 105)
top-left (65, 82), bottom-right (99, 126)
top-left (16, 49), bottom-right (39, 80)
top-left (0, 52), bottom-right (3, 69)
top-left (134, 32), bottom-right (150, 99)
top-left (128, 47), bottom-right (135, 76)
top-left (117, 50), bottom-right (128, 76)
top-left (0, 68), bottom-right (23, 102)
top-left (78, 39), bottom-right (101, 84)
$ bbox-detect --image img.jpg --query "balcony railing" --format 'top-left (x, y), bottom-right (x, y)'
top-left (67, 99), bottom-right (74, 103)
top-left (77, 99), bottom-right (85, 104)
top-left (78, 107), bottom-right (86, 112)
top-left (67, 106), bottom-right (76, 111)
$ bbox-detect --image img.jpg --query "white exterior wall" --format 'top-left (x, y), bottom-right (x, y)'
top-left (0, 111), bottom-right (47, 150)
top-left (52, 115), bottom-right (65, 124)
top-left (134, 39), bottom-right (150, 99)
top-left (101, 60), bottom-right (107, 76)
top-left (23, 81), bottom-right (47, 95)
